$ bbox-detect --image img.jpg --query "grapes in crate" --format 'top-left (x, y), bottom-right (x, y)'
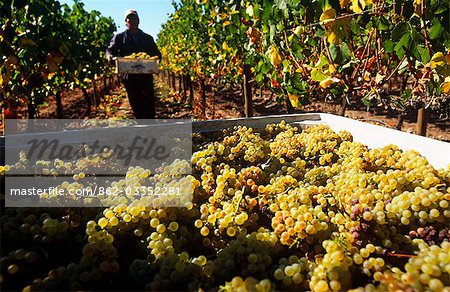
top-left (1, 123), bottom-right (449, 291)
top-left (124, 52), bottom-right (158, 60)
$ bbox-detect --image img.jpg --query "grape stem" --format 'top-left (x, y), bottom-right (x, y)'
top-left (387, 252), bottom-right (416, 258)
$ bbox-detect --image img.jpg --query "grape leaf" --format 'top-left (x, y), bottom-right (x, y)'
top-left (394, 34), bottom-right (411, 58)
top-left (417, 46), bottom-right (430, 64)
top-left (429, 19), bottom-right (444, 39)
top-left (311, 68), bottom-right (327, 82)
top-left (392, 23), bottom-right (408, 42)
top-left (384, 40), bottom-right (395, 53)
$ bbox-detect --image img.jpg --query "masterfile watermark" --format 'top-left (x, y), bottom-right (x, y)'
top-left (6, 119), bottom-right (192, 175)
top-left (4, 119), bottom-right (193, 207)
top-left (26, 136), bottom-right (170, 166)
top-left (9, 185), bottom-right (183, 199)
top-left (5, 175), bottom-right (194, 207)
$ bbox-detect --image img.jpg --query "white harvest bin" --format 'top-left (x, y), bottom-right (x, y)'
top-left (314, 113), bottom-right (449, 169)
top-left (2, 113), bottom-right (448, 169)
top-left (115, 58), bottom-right (159, 74)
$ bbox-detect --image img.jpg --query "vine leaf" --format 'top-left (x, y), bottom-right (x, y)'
top-left (349, 0), bottom-right (373, 13)
top-left (320, 8), bottom-right (336, 24)
top-left (319, 77), bottom-right (341, 88)
top-left (430, 52), bottom-right (446, 69)
top-left (429, 19), bottom-right (444, 39)
top-left (267, 46), bottom-right (282, 67)
top-left (288, 93), bottom-right (300, 108)
top-left (311, 68), bottom-right (328, 82)
top-left (442, 77), bottom-right (450, 95)
top-left (394, 34), bottom-right (411, 58)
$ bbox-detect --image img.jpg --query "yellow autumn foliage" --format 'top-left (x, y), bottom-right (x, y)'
top-left (442, 77), bottom-right (450, 95)
top-left (320, 8), bottom-right (351, 43)
top-left (319, 77), bottom-right (341, 88)
top-left (349, 0), bottom-right (373, 13)
top-left (320, 8), bottom-right (336, 24)
top-left (268, 46), bottom-right (282, 67)
top-left (430, 52), bottom-right (446, 69)
top-left (288, 93), bottom-right (299, 108)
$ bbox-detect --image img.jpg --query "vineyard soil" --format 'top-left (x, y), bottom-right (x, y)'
top-left (11, 75), bottom-right (449, 142)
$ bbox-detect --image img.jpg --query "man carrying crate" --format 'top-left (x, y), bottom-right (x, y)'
top-left (106, 9), bottom-right (161, 119)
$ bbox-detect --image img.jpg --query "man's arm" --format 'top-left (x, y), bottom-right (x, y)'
top-left (148, 36), bottom-right (162, 60)
top-left (106, 34), bottom-right (120, 61)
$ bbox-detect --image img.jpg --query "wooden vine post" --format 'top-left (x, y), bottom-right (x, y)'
top-left (55, 91), bottom-right (63, 118)
top-left (82, 88), bottom-right (92, 117)
top-left (243, 64), bottom-right (253, 117)
top-left (103, 77), bottom-right (107, 94)
top-left (182, 75), bottom-right (188, 101)
top-left (199, 78), bottom-right (206, 119)
top-left (340, 95), bottom-right (348, 116)
top-left (171, 72), bottom-right (176, 90)
top-left (28, 98), bottom-right (36, 119)
top-left (416, 108), bottom-right (428, 136)
top-left (178, 73), bottom-right (182, 93)
top-left (166, 70), bottom-right (170, 87)
top-left (188, 77), bottom-right (194, 104)
top-left (91, 75), bottom-right (98, 107)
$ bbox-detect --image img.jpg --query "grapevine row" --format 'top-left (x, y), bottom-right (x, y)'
top-left (157, 0), bottom-right (450, 121)
top-left (0, 0), bottom-right (116, 119)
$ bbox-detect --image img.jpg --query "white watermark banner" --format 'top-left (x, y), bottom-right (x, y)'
top-left (5, 119), bottom-right (193, 207)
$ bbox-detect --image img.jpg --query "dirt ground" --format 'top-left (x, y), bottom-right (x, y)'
top-left (6, 75), bottom-right (449, 142)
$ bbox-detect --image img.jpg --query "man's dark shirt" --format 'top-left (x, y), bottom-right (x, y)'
top-left (106, 29), bottom-right (161, 59)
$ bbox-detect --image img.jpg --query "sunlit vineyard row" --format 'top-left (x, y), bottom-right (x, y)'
top-left (158, 0), bottom-right (450, 117)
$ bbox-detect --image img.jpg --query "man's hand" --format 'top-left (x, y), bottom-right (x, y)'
top-left (106, 54), bottom-right (116, 64)
top-left (110, 57), bottom-right (117, 65)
